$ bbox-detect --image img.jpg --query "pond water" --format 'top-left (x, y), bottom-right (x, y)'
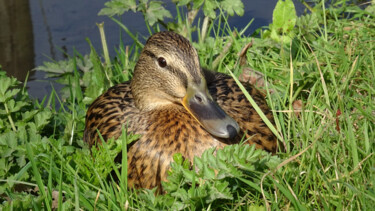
top-left (0, 0), bottom-right (305, 100)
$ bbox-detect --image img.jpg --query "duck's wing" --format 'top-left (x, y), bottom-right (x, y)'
top-left (203, 69), bottom-right (277, 153)
top-left (83, 81), bottom-right (140, 146)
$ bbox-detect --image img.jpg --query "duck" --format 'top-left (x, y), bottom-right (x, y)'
top-left (83, 31), bottom-right (277, 190)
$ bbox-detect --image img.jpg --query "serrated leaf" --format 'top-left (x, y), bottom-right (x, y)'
top-left (192, 183), bottom-right (208, 198)
top-left (206, 150), bottom-right (216, 167)
top-left (22, 110), bottom-right (38, 122)
top-left (27, 123), bottom-right (41, 142)
top-left (194, 156), bottom-right (203, 170)
top-left (176, 0), bottom-right (191, 6)
top-left (173, 153), bottom-right (184, 165)
top-left (206, 181), bottom-right (233, 203)
top-left (16, 155), bottom-right (26, 167)
top-left (35, 59), bottom-right (75, 77)
top-left (220, 0), bottom-right (244, 16)
top-left (182, 159), bottom-right (190, 169)
top-left (216, 158), bottom-right (228, 171)
top-left (0, 133), bottom-right (17, 158)
top-left (203, 0), bottom-right (217, 19)
top-left (181, 168), bottom-right (195, 182)
top-left (248, 147), bottom-right (262, 160)
top-left (171, 188), bottom-right (189, 201)
top-left (11, 101), bottom-right (28, 113)
top-left (143, 1), bottom-right (172, 26)
top-left (266, 156), bottom-right (282, 169)
top-left (6, 99), bottom-right (15, 110)
top-left (98, 0), bottom-right (137, 16)
top-left (202, 165), bottom-right (215, 179)
top-left (192, 0), bottom-right (204, 9)
top-left (164, 142), bottom-right (280, 208)
top-left (16, 125), bottom-right (27, 141)
top-left (0, 77), bottom-right (18, 96)
top-left (34, 110), bottom-right (52, 130)
top-left (216, 148), bottom-right (225, 160)
top-left (238, 144), bottom-right (249, 159)
top-left (6, 89), bottom-right (21, 100)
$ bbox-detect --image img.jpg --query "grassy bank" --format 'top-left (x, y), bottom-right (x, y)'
top-left (1, 0), bottom-right (374, 210)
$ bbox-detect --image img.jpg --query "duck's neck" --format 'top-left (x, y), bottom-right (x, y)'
top-left (131, 84), bottom-right (180, 112)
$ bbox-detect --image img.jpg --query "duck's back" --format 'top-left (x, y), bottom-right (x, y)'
top-left (204, 70), bottom-right (277, 153)
top-left (84, 82), bottom-right (141, 145)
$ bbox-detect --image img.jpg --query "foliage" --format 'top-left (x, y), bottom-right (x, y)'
top-left (137, 145), bottom-right (280, 210)
top-left (98, 0), bottom-right (244, 38)
top-left (0, 71), bottom-right (53, 208)
top-left (2, 0), bottom-right (375, 210)
top-left (263, 0), bottom-right (297, 44)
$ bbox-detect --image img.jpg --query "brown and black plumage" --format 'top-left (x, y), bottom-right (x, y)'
top-left (84, 31), bottom-right (277, 190)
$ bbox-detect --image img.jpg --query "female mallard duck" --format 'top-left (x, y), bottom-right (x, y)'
top-left (84, 31), bottom-right (277, 190)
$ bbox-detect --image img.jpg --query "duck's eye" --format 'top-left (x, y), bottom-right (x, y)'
top-left (157, 57), bottom-right (167, 68)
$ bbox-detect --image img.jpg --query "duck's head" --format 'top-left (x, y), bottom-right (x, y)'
top-left (131, 31), bottom-right (239, 139)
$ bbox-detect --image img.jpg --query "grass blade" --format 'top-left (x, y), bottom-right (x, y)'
top-left (227, 68), bottom-right (284, 143)
top-left (25, 143), bottom-right (52, 211)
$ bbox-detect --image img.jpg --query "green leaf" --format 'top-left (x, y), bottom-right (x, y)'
top-left (192, 0), bottom-right (204, 9)
top-left (98, 0), bottom-right (137, 16)
top-left (202, 165), bottom-right (215, 179)
top-left (220, 0), bottom-right (244, 16)
top-left (272, 0), bottom-right (296, 32)
top-left (144, 1), bottom-right (172, 26)
top-left (0, 88), bottom-right (20, 103)
top-left (173, 153), bottom-right (184, 165)
top-left (35, 59), bottom-right (75, 78)
top-left (34, 110), bottom-right (52, 130)
top-left (0, 119), bottom-right (4, 130)
top-left (176, 0), bottom-right (191, 6)
top-left (206, 181), bottom-right (233, 203)
top-left (22, 110), bottom-right (38, 122)
top-left (194, 156), bottom-right (203, 170)
top-left (0, 77), bottom-right (17, 96)
top-left (27, 123), bottom-right (42, 143)
top-left (0, 132), bottom-right (17, 157)
top-left (10, 100), bottom-right (28, 113)
top-left (0, 158), bottom-right (6, 171)
top-left (203, 0), bottom-right (217, 19)
top-left (16, 155), bottom-right (26, 167)
top-left (139, 0), bottom-right (148, 5)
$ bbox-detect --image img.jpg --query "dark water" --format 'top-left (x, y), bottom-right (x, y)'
top-left (1, 0), bottom-right (305, 100)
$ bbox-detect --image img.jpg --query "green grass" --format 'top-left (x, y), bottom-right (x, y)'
top-left (1, 0), bottom-right (375, 210)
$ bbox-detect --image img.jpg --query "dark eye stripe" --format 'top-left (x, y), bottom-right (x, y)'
top-left (168, 66), bottom-right (188, 88)
top-left (143, 49), bottom-right (188, 88)
top-left (143, 49), bottom-right (157, 59)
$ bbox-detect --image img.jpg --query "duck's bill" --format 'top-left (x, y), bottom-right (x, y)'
top-left (182, 83), bottom-right (240, 139)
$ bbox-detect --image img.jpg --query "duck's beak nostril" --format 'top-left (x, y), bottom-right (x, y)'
top-left (194, 95), bottom-right (203, 103)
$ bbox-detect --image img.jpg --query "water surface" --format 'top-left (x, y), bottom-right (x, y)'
top-left (1, 0), bottom-right (305, 100)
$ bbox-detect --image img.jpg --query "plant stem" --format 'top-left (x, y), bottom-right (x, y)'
top-left (97, 22), bottom-right (111, 67)
top-left (4, 103), bottom-right (16, 131)
top-left (201, 16), bottom-right (210, 41)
